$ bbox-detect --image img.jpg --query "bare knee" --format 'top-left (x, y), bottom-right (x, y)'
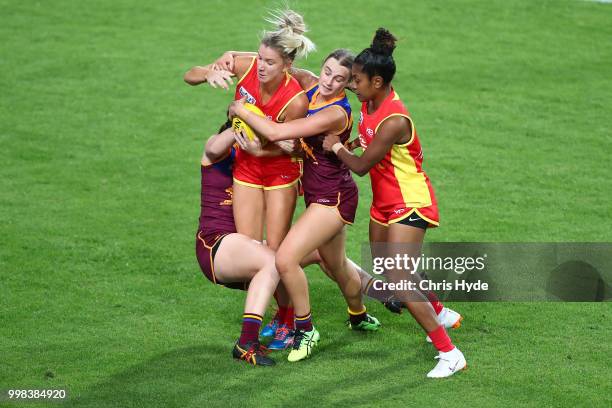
top-left (275, 249), bottom-right (300, 277)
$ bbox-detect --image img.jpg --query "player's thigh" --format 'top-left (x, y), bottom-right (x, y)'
top-left (387, 222), bottom-right (426, 245)
top-left (369, 219), bottom-right (389, 260)
top-left (317, 226), bottom-right (348, 272)
top-left (384, 223), bottom-right (426, 285)
top-left (214, 233), bottom-right (275, 283)
top-left (276, 205), bottom-right (344, 270)
top-left (233, 183), bottom-right (265, 241)
top-left (369, 219), bottom-right (388, 242)
top-left (263, 186), bottom-right (297, 250)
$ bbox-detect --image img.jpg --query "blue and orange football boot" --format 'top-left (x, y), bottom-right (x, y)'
top-left (267, 324), bottom-right (294, 350)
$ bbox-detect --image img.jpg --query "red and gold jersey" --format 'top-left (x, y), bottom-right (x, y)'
top-left (358, 88), bottom-right (439, 225)
top-left (232, 56), bottom-right (304, 189)
top-left (234, 56), bottom-right (305, 122)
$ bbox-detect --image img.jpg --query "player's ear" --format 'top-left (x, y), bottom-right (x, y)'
top-left (373, 75), bottom-right (384, 89)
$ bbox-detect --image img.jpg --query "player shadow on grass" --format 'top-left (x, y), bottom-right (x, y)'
top-left (64, 329), bottom-right (443, 407)
top-left (64, 343), bottom-right (274, 408)
top-left (287, 346), bottom-right (447, 407)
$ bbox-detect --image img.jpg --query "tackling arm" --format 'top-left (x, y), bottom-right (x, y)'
top-left (327, 116), bottom-right (411, 176)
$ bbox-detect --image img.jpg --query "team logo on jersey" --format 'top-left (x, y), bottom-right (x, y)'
top-left (220, 187), bottom-right (233, 206)
top-left (238, 86), bottom-right (256, 104)
top-left (366, 128), bottom-right (374, 136)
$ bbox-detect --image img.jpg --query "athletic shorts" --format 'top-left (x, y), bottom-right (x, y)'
top-left (195, 231), bottom-right (248, 291)
top-left (370, 204), bottom-right (439, 228)
top-left (233, 151), bottom-right (301, 190)
top-left (304, 188), bottom-right (358, 225)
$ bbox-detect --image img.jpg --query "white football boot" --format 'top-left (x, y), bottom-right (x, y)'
top-left (427, 347), bottom-right (467, 378)
top-left (426, 307), bottom-right (463, 343)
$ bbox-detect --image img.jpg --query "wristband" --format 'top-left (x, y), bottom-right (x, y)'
top-left (331, 142), bottom-right (344, 155)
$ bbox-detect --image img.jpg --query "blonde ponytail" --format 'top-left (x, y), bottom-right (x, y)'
top-left (261, 9), bottom-right (316, 61)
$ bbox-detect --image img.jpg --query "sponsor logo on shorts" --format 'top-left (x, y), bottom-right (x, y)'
top-left (280, 175), bottom-right (291, 179)
top-left (317, 198), bottom-right (331, 203)
top-left (394, 208), bottom-right (406, 215)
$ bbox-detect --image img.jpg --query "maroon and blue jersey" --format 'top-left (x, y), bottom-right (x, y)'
top-left (198, 148), bottom-right (237, 245)
top-left (300, 85), bottom-right (358, 223)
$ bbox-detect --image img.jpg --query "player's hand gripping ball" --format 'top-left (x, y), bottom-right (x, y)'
top-left (231, 103), bottom-right (267, 145)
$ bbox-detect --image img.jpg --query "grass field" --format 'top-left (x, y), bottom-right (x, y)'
top-left (1, 0), bottom-right (611, 406)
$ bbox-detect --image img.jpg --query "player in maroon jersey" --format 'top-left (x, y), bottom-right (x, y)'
top-left (197, 120), bottom-right (295, 366)
top-left (322, 29), bottom-right (466, 378)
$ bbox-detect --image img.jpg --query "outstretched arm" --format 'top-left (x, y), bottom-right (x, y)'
top-left (322, 116), bottom-right (411, 176)
top-left (184, 52), bottom-right (254, 89)
top-left (213, 51), bottom-right (257, 72)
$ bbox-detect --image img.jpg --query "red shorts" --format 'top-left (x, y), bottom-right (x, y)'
top-left (233, 151), bottom-right (301, 190)
top-left (195, 231), bottom-right (248, 291)
top-left (370, 203), bottom-right (439, 228)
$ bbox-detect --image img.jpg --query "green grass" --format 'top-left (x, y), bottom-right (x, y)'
top-left (1, 0), bottom-right (611, 406)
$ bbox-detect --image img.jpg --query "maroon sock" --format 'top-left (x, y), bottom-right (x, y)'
top-left (348, 306), bottom-right (367, 325)
top-left (239, 313), bottom-right (263, 345)
top-left (294, 312), bottom-right (313, 332)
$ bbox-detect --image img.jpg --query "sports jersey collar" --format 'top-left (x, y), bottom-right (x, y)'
top-left (308, 87), bottom-right (346, 110)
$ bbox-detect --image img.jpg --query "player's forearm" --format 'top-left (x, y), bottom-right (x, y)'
top-left (237, 107), bottom-right (282, 141)
top-left (235, 106), bottom-right (295, 142)
top-left (335, 146), bottom-right (370, 176)
top-left (205, 129), bottom-right (235, 160)
top-left (346, 138), bottom-right (362, 152)
top-left (184, 64), bottom-right (214, 85)
top-left (289, 67), bottom-right (318, 90)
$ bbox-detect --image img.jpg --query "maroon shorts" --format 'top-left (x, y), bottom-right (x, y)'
top-left (304, 188), bottom-right (358, 224)
top-left (195, 231), bottom-right (248, 291)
